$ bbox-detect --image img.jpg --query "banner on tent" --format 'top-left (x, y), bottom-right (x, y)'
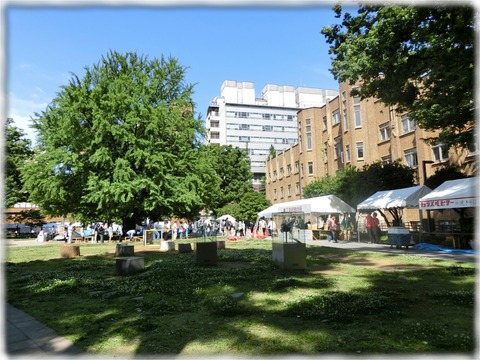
top-left (419, 197), bottom-right (477, 210)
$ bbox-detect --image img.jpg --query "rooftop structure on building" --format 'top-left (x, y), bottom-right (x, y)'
top-left (205, 80), bottom-right (339, 189)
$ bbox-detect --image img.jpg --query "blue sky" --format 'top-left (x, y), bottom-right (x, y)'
top-left (5, 1), bottom-right (354, 144)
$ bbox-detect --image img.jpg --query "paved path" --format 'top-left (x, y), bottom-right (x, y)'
top-left (5, 303), bottom-right (84, 357)
top-left (305, 238), bottom-right (477, 263)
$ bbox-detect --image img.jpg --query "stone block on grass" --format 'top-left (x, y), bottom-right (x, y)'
top-left (115, 244), bottom-right (134, 256)
top-left (177, 243), bottom-right (192, 253)
top-left (160, 241), bottom-right (175, 252)
top-left (60, 245), bottom-right (80, 258)
top-left (195, 241), bottom-right (217, 266)
top-left (116, 256), bottom-right (144, 276)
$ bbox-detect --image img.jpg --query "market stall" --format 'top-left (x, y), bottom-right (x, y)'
top-left (258, 194), bottom-right (355, 240)
top-left (357, 185), bottom-right (432, 247)
top-left (419, 177), bottom-right (477, 248)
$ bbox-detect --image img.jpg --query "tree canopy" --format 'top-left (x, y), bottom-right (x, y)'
top-left (21, 51), bottom-right (217, 229)
top-left (321, 5), bottom-right (475, 150)
top-left (5, 118), bottom-right (33, 207)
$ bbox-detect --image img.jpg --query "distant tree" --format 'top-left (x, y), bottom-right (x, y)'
top-left (5, 118), bottom-right (34, 207)
top-left (268, 145), bottom-right (276, 159)
top-left (215, 190), bottom-right (270, 223)
top-left (425, 165), bottom-right (467, 190)
top-left (322, 5), bottom-right (474, 150)
top-left (207, 145), bottom-right (253, 210)
top-left (21, 51), bottom-right (216, 230)
top-left (237, 190), bottom-right (271, 222)
top-left (302, 166), bottom-right (358, 206)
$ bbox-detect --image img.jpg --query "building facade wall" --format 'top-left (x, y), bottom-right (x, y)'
top-left (266, 81), bottom-right (476, 209)
top-left (205, 80), bottom-right (339, 188)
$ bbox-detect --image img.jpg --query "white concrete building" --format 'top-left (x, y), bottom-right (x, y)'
top-left (205, 80), bottom-right (338, 189)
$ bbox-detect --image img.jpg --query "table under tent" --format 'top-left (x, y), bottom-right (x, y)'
top-left (356, 185), bottom-right (432, 248)
top-left (418, 177), bottom-right (477, 249)
top-left (257, 194), bottom-right (356, 241)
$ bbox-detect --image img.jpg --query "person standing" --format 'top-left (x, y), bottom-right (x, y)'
top-left (372, 213), bottom-right (380, 243)
top-left (327, 215), bottom-right (339, 243)
top-left (366, 212), bottom-right (380, 243)
top-left (108, 223), bottom-right (114, 243)
top-left (153, 221), bottom-right (160, 241)
top-left (117, 223), bottom-right (123, 242)
top-left (341, 213), bottom-right (353, 241)
top-left (259, 217), bottom-right (267, 236)
top-left (267, 218), bottom-right (276, 237)
top-left (67, 224), bottom-right (73, 244)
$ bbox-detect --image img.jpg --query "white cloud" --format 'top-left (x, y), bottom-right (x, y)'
top-left (7, 92), bottom-right (48, 145)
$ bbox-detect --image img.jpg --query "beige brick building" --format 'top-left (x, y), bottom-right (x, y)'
top-left (265, 81), bottom-right (476, 209)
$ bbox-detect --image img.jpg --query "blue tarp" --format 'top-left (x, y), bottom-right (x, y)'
top-left (413, 243), bottom-right (476, 254)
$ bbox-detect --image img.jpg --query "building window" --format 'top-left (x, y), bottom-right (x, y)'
top-left (210, 120), bottom-right (219, 127)
top-left (356, 142), bottom-right (364, 160)
top-left (280, 187), bottom-right (284, 199)
top-left (263, 113), bottom-right (271, 120)
top-left (210, 132), bottom-right (220, 139)
top-left (343, 103), bottom-right (348, 132)
top-left (323, 116), bottom-right (327, 131)
top-left (381, 155), bottom-right (391, 164)
top-left (298, 135), bottom-right (302, 152)
top-left (323, 142), bottom-right (328, 163)
top-left (308, 162), bottom-right (314, 175)
top-left (306, 119), bottom-right (312, 150)
top-left (405, 148), bottom-right (418, 168)
top-left (345, 144), bottom-right (351, 163)
top-left (273, 170), bottom-right (277, 181)
top-left (294, 161), bottom-right (299, 173)
top-left (354, 105), bottom-right (362, 127)
top-left (334, 136), bottom-right (342, 160)
top-left (295, 182), bottom-right (300, 195)
top-left (401, 114), bottom-right (415, 134)
top-left (287, 184), bottom-right (292, 197)
top-left (432, 143), bottom-right (448, 162)
top-left (279, 167), bottom-right (284, 179)
top-left (379, 122), bottom-right (391, 142)
top-left (301, 163), bottom-right (304, 177)
top-left (273, 189), bottom-right (277, 200)
top-left (286, 164), bottom-right (291, 176)
top-left (333, 110), bottom-right (341, 125)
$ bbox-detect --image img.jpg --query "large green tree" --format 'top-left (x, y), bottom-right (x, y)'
top-left (22, 51), bottom-right (218, 229)
top-left (5, 118), bottom-right (33, 207)
top-left (321, 5), bottom-right (475, 150)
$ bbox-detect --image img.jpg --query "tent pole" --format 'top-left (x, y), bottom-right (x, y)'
top-left (419, 209), bottom-right (424, 243)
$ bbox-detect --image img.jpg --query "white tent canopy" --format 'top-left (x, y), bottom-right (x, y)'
top-left (419, 177), bottom-right (478, 210)
top-left (216, 214), bottom-right (236, 222)
top-left (357, 185), bottom-right (432, 210)
top-left (258, 195), bottom-right (355, 218)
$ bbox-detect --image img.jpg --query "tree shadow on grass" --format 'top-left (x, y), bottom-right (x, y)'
top-left (5, 242), bottom-right (476, 357)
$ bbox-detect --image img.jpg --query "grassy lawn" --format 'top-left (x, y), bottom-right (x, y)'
top-left (5, 238), bottom-right (475, 356)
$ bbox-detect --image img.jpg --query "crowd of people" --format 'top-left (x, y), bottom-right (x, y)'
top-left (36, 211), bottom-right (382, 244)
